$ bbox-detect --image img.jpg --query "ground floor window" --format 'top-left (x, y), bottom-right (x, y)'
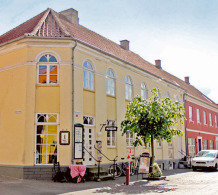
top-left (35, 113), bottom-right (58, 164)
top-left (203, 139), bottom-right (207, 150)
top-left (107, 120), bottom-right (116, 147)
top-left (188, 138), bottom-right (196, 157)
top-left (210, 140), bottom-right (213, 149)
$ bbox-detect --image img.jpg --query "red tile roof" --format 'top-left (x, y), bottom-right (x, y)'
top-left (0, 8), bottom-right (217, 106)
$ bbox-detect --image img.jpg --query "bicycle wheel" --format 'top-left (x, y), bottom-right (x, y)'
top-left (109, 164), bottom-right (122, 177)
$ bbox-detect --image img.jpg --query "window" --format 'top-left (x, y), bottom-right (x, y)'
top-left (37, 54), bottom-right (58, 84)
top-left (106, 69), bottom-right (115, 96)
top-left (157, 141), bottom-right (162, 148)
top-left (35, 113), bottom-right (58, 164)
top-left (107, 120), bottom-right (116, 147)
top-left (166, 91), bottom-right (171, 99)
top-left (168, 141), bottom-right (173, 148)
top-left (141, 82), bottom-right (147, 100)
top-left (83, 61), bottom-right (94, 90)
top-left (203, 140), bottom-right (207, 150)
top-left (215, 116), bottom-right (217, 128)
top-left (126, 130), bottom-right (134, 147)
top-left (203, 111), bottom-right (207, 125)
top-left (209, 113), bottom-right (212, 126)
top-left (125, 76), bottom-right (133, 100)
top-left (189, 106), bottom-right (193, 121)
top-left (188, 138), bottom-right (196, 157)
top-left (210, 140), bottom-right (213, 149)
top-left (196, 109), bottom-right (200, 123)
top-left (83, 116), bottom-right (94, 125)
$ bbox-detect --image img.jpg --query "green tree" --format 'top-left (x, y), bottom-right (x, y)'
top-left (121, 88), bottom-right (185, 167)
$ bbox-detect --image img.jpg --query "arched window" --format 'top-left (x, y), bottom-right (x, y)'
top-left (37, 54), bottom-right (58, 84)
top-left (83, 61), bottom-right (94, 90)
top-left (141, 82), bottom-right (147, 100)
top-left (106, 69), bottom-right (115, 96)
top-left (125, 76), bottom-right (133, 100)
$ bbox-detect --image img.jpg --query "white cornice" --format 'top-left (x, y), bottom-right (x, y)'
top-left (187, 128), bottom-right (218, 136)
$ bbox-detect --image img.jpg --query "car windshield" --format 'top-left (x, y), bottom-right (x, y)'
top-left (196, 151), bottom-right (216, 158)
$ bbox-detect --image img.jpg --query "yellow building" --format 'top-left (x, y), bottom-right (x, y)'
top-left (0, 8), bottom-right (187, 179)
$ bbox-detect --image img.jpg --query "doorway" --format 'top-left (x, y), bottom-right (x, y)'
top-left (197, 136), bottom-right (202, 153)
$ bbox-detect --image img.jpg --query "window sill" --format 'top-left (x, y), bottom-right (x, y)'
top-left (189, 120), bottom-right (194, 124)
top-left (126, 146), bottom-right (134, 149)
top-left (107, 146), bottom-right (116, 149)
top-left (36, 84), bottom-right (59, 87)
top-left (107, 94), bottom-right (116, 98)
top-left (83, 88), bottom-right (95, 93)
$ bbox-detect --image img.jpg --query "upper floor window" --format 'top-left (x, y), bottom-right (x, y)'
top-left (83, 116), bottom-right (94, 125)
top-left (37, 54), bottom-right (58, 84)
top-left (209, 113), bottom-right (212, 126)
top-left (196, 109), bottom-right (200, 123)
top-left (203, 111), bottom-right (207, 125)
top-left (106, 69), bottom-right (115, 96)
top-left (141, 82), bottom-right (147, 100)
top-left (189, 106), bottom-right (193, 121)
top-left (83, 61), bottom-right (94, 90)
top-left (125, 76), bottom-right (133, 101)
top-left (215, 115), bottom-right (217, 128)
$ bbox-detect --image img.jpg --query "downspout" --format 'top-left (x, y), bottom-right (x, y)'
top-left (72, 39), bottom-right (78, 162)
top-left (183, 93), bottom-right (188, 157)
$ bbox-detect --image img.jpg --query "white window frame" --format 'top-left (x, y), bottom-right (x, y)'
top-left (37, 54), bottom-right (59, 85)
top-left (35, 113), bottom-right (59, 165)
top-left (203, 140), bottom-right (207, 150)
top-left (215, 115), bottom-right (218, 128)
top-left (141, 82), bottom-right (147, 100)
top-left (189, 106), bottom-right (193, 121)
top-left (209, 113), bottom-right (212, 126)
top-left (83, 116), bottom-right (95, 126)
top-left (126, 130), bottom-right (134, 147)
top-left (106, 120), bottom-right (116, 147)
top-left (125, 76), bottom-right (133, 101)
top-left (188, 138), bottom-right (196, 157)
top-left (210, 140), bottom-right (213, 149)
top-left (83, 61), bottom-right (94, 90)
top-left (203, 111), bottom-right (207, 125)
top-left (196, 109), bottom-right (200, 124)
top-left (106, 69), bottom-right (115, 96)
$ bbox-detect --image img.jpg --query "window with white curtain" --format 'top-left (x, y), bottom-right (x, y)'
top-left (196, 109), bottom-right (200, 123)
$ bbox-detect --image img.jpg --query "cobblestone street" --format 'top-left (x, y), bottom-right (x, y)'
top-left (1, 169), bottom-right (218, 194)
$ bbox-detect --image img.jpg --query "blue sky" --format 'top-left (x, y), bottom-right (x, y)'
top-left (0, 0), bottom-right (218, 103)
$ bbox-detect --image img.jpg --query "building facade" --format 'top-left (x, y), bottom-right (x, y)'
top-left (0, 8), bottom-right (217, 179)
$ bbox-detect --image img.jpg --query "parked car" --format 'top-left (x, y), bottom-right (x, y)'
top-left (192, 150), bottom-right (218, 171)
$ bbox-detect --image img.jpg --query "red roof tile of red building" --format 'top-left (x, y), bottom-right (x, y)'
top-left (0, 8), bottom-right (216, 106)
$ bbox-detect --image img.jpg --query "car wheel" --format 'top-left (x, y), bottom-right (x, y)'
top-left (192, 166), bottom-right (197, 171)
top-left (213, 164), bottom-right (218, 171)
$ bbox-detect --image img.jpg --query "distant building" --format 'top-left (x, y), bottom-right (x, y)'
top-left (0, 8), bottom-right (217, 179)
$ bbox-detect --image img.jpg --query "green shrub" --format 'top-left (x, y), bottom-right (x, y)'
top-left (147, 163), bottom-right (162, 177)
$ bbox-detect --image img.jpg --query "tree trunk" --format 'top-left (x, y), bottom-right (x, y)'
top-left (151, 135), bottom-right (155, 165)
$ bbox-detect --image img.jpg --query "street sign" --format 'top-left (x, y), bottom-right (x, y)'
top-left (105, 126), bottom-right (117, 131)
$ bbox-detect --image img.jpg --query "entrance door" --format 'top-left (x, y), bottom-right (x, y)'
top-left (83, 127), bottom-right (95, 165)
top-left (216, 137), bottom-right (218, 150)
top-left (197, 137), bottom-right (202, 152)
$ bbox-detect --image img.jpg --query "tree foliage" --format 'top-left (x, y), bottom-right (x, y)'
top-left (121, 88), bottom-right (186, 164)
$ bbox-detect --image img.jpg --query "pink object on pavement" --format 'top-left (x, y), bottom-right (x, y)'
top-left (69, 165), bottom-right (86, 183)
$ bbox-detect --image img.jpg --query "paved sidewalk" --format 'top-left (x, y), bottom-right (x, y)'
top-left (0, 169), bottom-right (191, 195)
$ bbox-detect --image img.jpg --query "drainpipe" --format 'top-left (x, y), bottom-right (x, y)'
top-left (183, 93), bottom-right (188, 157)
top-left (72, 39), bottom-right (77, 162)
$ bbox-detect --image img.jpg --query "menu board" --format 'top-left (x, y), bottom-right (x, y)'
top-left (138, 157), bottom-right (150, 173)
top-left (74, 124), bottom-right (84, 159)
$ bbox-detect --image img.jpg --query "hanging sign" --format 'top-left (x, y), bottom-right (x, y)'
top-left (105, 126), bottom-right (117, 131)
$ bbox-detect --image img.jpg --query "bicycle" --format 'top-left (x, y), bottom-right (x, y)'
top-left (108, 157), bottom-right (122, 178)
